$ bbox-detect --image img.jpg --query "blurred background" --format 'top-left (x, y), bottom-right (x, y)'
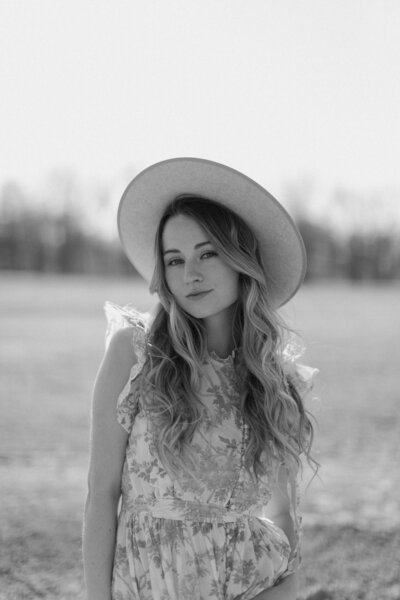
top-left (1, 1), bottom-right (399, 599)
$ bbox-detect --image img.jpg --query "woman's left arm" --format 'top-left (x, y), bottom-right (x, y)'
top-left (254, 465), bottom-right (300, 600)
top-left (251, 513), bottom-right (298, 600)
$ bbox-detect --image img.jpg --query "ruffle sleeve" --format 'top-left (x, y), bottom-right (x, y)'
top-left (282, 337), bottom-right (319, 403)
top-left (104, 301), bottom-right (151, 433)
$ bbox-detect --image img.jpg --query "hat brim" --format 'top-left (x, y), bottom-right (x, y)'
top-left (118, 157), bottom-right (306, 308)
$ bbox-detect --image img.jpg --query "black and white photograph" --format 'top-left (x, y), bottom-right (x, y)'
top-left (1, 2), bottom-right (399, 599)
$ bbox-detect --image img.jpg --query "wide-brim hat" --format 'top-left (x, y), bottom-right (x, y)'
top-left (118, 157), bottom-right (306, 308)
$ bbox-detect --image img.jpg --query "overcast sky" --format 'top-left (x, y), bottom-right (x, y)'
top-left (1, 0), bottom-right (399, 226)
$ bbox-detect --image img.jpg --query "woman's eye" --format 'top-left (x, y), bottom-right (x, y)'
top-left (165, 251), bottom-right (217, 267)
top-left (166, 257), bottom-right (183, 267)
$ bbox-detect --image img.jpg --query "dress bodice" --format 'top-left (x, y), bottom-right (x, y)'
top-left (117, 348), bottom-right (276, 518)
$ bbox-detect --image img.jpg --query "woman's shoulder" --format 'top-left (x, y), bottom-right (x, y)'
top-left (108, 327), bottom-right (138, 358)
top-left (98, 329), bottom-right (139, 389)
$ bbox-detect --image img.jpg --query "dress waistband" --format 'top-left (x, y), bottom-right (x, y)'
top-left (123, 498), bottom-right (266, 523)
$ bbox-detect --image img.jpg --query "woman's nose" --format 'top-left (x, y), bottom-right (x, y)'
top-left (183, 260), bottom-right (203, 283)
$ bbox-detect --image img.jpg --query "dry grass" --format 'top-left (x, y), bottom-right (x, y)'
top-left (1, 273), bottom-right (399, 599)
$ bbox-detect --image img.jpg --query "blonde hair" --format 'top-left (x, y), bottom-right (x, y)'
top-left (138, 195), bottom-right (317, 480)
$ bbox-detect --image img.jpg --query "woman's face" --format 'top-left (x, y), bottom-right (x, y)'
top-left (162, 214), bottom-right (239, 321)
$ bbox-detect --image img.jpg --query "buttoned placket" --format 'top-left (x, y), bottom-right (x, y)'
top-left (202, 355), bottom-right (249, 511)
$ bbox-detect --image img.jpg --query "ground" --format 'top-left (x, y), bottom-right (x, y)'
top-left (1, 274), bottom-right (399, 599)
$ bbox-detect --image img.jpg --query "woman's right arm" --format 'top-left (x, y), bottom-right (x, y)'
top-left (83, 327), bottom-right (137, 600)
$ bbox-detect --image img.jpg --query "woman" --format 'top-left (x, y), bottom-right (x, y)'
top-left (83, 158), bottom-right (318, 600)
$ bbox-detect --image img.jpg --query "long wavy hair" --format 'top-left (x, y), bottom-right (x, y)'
top-left (137, 195), bottom-right (317, 482)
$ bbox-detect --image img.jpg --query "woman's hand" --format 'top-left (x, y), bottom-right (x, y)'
top-left (248, 573), bottom-right (298, 600)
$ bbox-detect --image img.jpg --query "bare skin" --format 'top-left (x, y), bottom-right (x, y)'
top-left (162, 214), bottom-right (239, 358)
top-left (83, 328), bottom-right (134, 600)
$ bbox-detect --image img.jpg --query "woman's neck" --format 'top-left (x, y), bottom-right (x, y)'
top-left (203, 304), bottom-right (237, 359)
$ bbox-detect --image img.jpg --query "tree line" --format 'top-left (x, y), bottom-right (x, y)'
top-left (1, 177), bottom-right (399, 281)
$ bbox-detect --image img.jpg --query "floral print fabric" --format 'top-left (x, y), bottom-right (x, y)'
top-left (104, 303), bottom-right (315, 600)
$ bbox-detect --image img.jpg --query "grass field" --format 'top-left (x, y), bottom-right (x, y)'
top-left (1, 273), bottom-right (399, 600)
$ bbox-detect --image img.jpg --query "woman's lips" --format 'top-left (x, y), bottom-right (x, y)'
top-left (186, 290), bottom-right (212, 300)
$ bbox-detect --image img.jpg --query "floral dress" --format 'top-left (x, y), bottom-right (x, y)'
top-left (104, 303), bottom-right (317, 600)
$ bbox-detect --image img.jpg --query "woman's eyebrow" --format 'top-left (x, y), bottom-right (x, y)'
top-left (163, 241), bottom-right (212, 256)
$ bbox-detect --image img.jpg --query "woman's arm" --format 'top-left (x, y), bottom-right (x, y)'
top-left (255, 465), bottom-right (299, 600)
top-left (83, 328), bottom-right (137, 600)
top-left (251, 573), bottom-right (298, 600)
